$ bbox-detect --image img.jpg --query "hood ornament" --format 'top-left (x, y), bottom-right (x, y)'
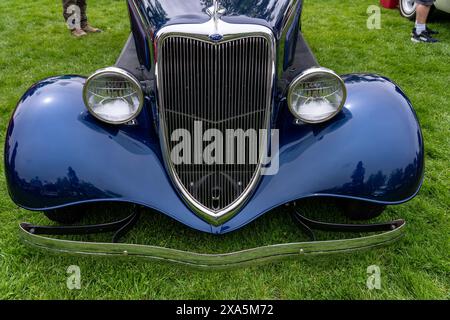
top-left (207, 0), bottom-right (226, 42)
top-left (207, 0), bottom-right (226, 20)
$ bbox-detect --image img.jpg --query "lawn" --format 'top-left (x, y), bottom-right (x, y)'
top-left (0, 0), bottom-right (448, 299)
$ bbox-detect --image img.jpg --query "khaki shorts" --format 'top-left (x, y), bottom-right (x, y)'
top-left (415, 0), bottom-right (434, 5)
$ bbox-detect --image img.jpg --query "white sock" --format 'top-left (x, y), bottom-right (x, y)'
top-left (415, 23), bottom-right (426, 34)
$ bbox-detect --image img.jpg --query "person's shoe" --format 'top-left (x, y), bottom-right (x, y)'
top-left (71, 28), bottom-right (87, 38)
top-left (82, 24), bottom-right (102, 33)
top-left (410, 27), bottom-right (439, 36)
top-left (426, 26), bottom-right (439, 35)
top-left (411, 28), bottom-right (439, 43)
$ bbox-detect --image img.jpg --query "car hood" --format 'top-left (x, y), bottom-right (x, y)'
top-left (138, 0), bottom-right (299, 38)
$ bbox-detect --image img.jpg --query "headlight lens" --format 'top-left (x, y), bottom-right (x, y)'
top-left (288, 67), bottom-right (346, 124)
top-left (83, 67), bottom-right (144, 124)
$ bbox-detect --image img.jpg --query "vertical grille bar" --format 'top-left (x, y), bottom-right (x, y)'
top-left (158, 35), bottom-right (272, 213)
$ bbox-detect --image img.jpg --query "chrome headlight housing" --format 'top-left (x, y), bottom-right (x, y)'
top-left (287, 67), bottom-right (347, 124)
top-left (83, 67), bottom-right (144, 124)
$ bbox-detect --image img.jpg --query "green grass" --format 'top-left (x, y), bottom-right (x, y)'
top-left (0, 0), bottom-right (449, 299)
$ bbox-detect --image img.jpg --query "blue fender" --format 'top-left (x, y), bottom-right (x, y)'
top-left (5, 74), bottom-right (424, 234)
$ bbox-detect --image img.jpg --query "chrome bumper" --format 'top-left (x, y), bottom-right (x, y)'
top-left (19, 219), bottom-right (405, 269)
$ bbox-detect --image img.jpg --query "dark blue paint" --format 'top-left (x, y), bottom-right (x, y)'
top-left (129, 0), bottom-right (302, 73)
top-left (5, 74), bottom-right (424, 234)
top-left (138, 0), bottom-right (296, 37)
top-left (283, 1), bottom-right (302, 70)
top-left (128, 0), bottom-right (152, 70)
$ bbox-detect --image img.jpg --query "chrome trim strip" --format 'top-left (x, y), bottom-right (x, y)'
top-left (156, 19), bottom-right (277, 46)
top-left (281, 0), bottom-right (300, 30)
top-left (155, 20), bottom-right (276, 226)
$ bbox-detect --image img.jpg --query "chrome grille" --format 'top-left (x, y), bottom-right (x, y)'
top-left (158, 35), bottom-right (273, 214)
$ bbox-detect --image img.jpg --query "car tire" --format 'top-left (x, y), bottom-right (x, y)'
top-left (44, 206), bottom-right (85, 224)
top-left (337, 199), bottom-right (386, 220)
top-left (400, 0), bottom-right (417, 20)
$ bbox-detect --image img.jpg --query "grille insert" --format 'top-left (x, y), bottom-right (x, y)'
top-left (158, 35), bottom-right (273, 214)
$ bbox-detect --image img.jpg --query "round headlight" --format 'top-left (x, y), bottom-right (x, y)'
top-left (288, 67), bottom-right (346, 124)
top-left (83, 67), bottom-right (144, 124)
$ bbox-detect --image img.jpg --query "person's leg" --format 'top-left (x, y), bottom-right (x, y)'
top-left (77, 0), bottom-right (88, 29)
top-left (415, 4), bottom-right (431, 33)
top-left (415, 4), bottom-right (430, 24)
top-left (63, 0), bottom-right (76, 27)
top-left (416, 0), bottom-right (439, 35)
top-left (411, 0), bottom-right (439, 42)
top-left (78, 0), bottom-right (102, 33)
top-left (62, 0), bottom-right (87, 37)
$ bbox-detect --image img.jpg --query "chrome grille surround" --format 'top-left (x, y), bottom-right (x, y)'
top-left (155, 19), bottom-right (276, 225)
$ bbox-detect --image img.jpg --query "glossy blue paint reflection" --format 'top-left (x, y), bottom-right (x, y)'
top-left (138, 0), bottom-right (297, 37)
top-left (129, 0), bottom-right (304, 77)
top-left (4, 74), bottom-right (424, 234)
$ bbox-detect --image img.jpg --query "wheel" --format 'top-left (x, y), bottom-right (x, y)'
top-left (337, 199), bottom-right (386, 220)
top-left (399, 0), bottom-right (417, 20)
top-left (44, 206), bottom-right (86, 224)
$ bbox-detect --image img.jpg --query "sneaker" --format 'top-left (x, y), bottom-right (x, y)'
top-left (411, 28), bottom-right (439, 43)
top-left (410, 27), bottom-right (439, 36)
top-left (426, 26), bottom-right (439, 35)
top-left (71, 28), bottom-right (87, 38)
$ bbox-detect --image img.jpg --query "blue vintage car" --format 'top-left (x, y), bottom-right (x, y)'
top-left (5, 0), bottom-right (424, 268)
